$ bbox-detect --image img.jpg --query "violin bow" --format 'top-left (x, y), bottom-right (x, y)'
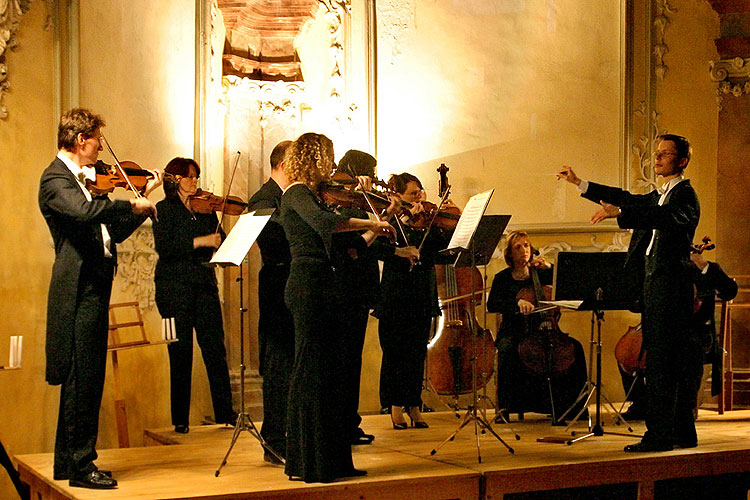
top-left (342, 164), bottom-right (401, 244)
top-left (215, 151), bottom-right (242, 234)
top-left (99, 132), bottom-right (143, 198)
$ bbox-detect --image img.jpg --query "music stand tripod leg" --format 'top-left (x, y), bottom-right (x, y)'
top-left (215, 262), bottom-right (284, 477)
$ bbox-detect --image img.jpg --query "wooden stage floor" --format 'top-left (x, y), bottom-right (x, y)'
top-left (15, 408), bottom-right (750, 500)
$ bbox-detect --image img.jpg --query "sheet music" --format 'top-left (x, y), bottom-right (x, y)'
top-left (540, 300), bottom-right (584, 310)
top-left (210, 210), bottom-right (272, 266)
top-left (446, 189), bottom-right (494, 250)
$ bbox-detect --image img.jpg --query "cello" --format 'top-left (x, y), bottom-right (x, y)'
top-left (426, 164), bottom-right (497, 397)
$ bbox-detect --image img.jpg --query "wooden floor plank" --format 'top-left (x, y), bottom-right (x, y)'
top-left (15, 408), bottom-right (750, 500)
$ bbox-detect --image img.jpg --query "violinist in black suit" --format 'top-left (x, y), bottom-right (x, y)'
top-left (38, 108), bottom-right (160, 489)
top-left (247, 140), bottom-right (293, 464)
top-left (558, 133), bottom-right (700, 452)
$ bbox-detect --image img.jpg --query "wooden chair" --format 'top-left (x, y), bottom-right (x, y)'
top-left (716, 275), bottom-right (750, 412)
top-left (108, 301), bottom-right (174, 447)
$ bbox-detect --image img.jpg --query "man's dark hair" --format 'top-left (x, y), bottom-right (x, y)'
top-left (163, 157), bottom-right (200, 200)
top-left (270, 141), bottom-right (292, 169)
top-left (338, 149), bottom-right (377, 177)
top-left (658, 134), bottom-right (691, 167)
top-left (57, 108), bottom-right (105, 151)
top-left (388, 172), bottom-right (422, 195)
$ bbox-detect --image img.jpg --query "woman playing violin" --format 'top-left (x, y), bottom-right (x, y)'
top-left (487, 231), bottom-right (586, 421)
top-left (373, 173), bottom-right (454, 430)
top-left (280, 133), bottom-right (395, 483)
top-left (152, 157), bottom-right (236, 434)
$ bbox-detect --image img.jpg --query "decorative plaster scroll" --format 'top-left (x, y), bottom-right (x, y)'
top-left (653, 0), bottom-right (677, 81)
top-left (115, 226), bottom-right (157, 310)
top-left (224, 76), bottom-right (306, 127)
top-left (709, 57), bottom-right (750, 110)
top-left (0, 0), bottom-right (31, 119)
top-left (631, 100), bottom-right (666, 193)
top-left (317, 0), bottom-right (356, 134)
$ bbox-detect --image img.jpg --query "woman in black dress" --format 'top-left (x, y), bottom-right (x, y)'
top-left (374, 173), bottom-right (452, 429)
top-left (152, 157), bottom-right (235, 434)
top-left (487, 230), bottom-right (586, 421)
top-left (280, 133), bottom-right (395, 483)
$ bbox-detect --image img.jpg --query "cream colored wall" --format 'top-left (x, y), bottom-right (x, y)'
top-left (0, 1), bottom-right (726, 498)
top-left (0, 2), bottom-right (59, 497)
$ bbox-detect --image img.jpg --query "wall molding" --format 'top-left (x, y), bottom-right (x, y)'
top-left (709, 57), bottom-right (750, 110)
top-left (0, 0), bottom-right (32, 119)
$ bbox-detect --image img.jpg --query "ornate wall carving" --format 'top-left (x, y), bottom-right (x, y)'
top-left (710, 57), bottom-right (750, 109)
top-left (115, 226), bottom-right (157, 310)
top-left (0, 0), bottom-right (31, 119)
top-left (653, 0), bottom-right (676, 81)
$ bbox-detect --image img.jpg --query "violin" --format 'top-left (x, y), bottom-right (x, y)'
top-left (85, 160), bottom-right (155, 196)
top-left (318, 173), bottom-right (394, 217)
top-left (188, 189), bottom-right (247, 215)
top-left (403, 200), bottom-right (461, 230)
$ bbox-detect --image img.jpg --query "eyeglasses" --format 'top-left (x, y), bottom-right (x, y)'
top-left (177, 174), bottom-right (200, 180)
top-left (652, 151), bottom-right (678, 160)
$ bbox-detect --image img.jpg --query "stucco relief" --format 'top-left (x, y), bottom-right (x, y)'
top-left (631, 101), bottom-right (666, 193)
top-left (653, 0), bottom-right (676, 81)
top-left (0, 0), bottom-right (30, 119)
top-left (709, 57), bottom-right (750, 110)
top-left (116, 226), bottom-right (157, 310)
top-left (376, 0), bottom-right (415, 65)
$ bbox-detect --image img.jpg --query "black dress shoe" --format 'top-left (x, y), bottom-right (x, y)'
top-left (54, 469), bottom-right (111, 480)
top-left (340, 468), bottom-right (367, 478)
top-left (351, 434), bottom-right (375, 445)
top-left (69, 470), bottom-right (117, 489)
top-left (174, 424), bottom-right (189, 434)
top-left (624, 441), bottom-right (673, 453)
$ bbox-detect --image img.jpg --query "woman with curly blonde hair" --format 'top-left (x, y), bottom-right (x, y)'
top-left (279, 132), bottom-right (394, 483)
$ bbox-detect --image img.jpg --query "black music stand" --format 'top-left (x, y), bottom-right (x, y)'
top-left (430, 214), bottom-right (517, 461)
top-left (547, 251), bottom-right (640, 444)
top-left (211, 209), bottom-right (284, 476)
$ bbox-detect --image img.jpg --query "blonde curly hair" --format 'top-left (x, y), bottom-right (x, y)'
top-left (283, 132), bottom-right (335, 189)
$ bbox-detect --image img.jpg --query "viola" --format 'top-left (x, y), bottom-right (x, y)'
top-left (85, 160), bottom-right (155, 196)
top-left (318, 180), bottom-right (393, 216)
top-left (188, 189), bottom-right (247, 215)
top-left (403, 200), bottom-right (461, 231)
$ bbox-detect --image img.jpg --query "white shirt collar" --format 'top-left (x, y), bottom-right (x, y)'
top-left (660, 175), bottom-right (685, 196)
top-left (57, 151), bottom-right (96, 183)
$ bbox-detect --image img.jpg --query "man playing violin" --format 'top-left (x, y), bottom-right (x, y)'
top-left (558, 133), bottom-right (701, 452)
top-left (247, 140), bottom-right (294, 465)
top-left (39, 108), bottom-right (161, 489)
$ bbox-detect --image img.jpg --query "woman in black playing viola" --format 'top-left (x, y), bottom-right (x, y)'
top-left (487, 230), bottom-right (587, 422)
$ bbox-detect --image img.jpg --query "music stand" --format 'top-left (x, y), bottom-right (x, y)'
top-left (430, 201), bottom-right (517, 461)
top-left (210, 209), bottom-right (284, 476)
top-left (547, 251), bottom-right (640, 444)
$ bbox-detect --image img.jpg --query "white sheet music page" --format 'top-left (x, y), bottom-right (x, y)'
top-left (446, 189), bottom-right (494, 251)
top-left (210, 210), bottom-right (272, 266)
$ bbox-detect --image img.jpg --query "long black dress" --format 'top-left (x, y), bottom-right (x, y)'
top-left (152, 197), bottom-right (235, 427)
top-left (280, 183), bottom-right (355, 483)
top-left (487, 266), bottom-right (587, 418)
top-left (374, 224), bottom-right (450, 409)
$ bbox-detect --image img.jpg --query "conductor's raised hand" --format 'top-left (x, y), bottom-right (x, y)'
top-left (556, 165), bottom-right (581, 186)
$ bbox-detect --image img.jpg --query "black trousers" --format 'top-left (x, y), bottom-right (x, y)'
top-left (339, 305), bottom-right (369, 439)
top-left (53, 267), bottom-right (112, 478)
top-left (379, 315), bottom-right (432, 408)
top-left (258, 264), bottom-right (295, 455)
top-left (166, 284), bottom-right (234, 426)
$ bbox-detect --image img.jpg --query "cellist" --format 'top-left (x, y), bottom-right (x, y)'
top-left (486, 231), bottom-right (587, 422)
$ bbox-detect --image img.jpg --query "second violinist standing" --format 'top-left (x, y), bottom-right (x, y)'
top-left (152, 158), bottom-right (237, 435)
top-left (374, 173), bottom-right (455, 430)
top-left (558, 133), bottom-right (701, 452)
